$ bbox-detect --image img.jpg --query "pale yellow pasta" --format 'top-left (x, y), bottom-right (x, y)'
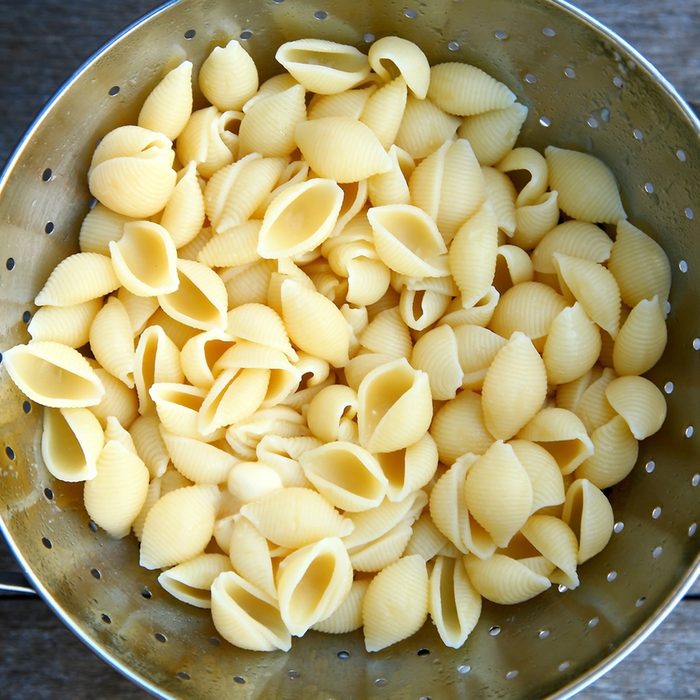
top-left (3, 341), bottom-right (104, 408)
top-left (199, 40), bottom-right (258, 111)
top-left (363, 554), bottom-right (429, 652)
top-left (34, 252), bottom-right (119, 307)
top-left (608, 219), bottom-right (672, 307)
top-left (132, 476), bottom-right (164, 542)
top-left (197, 221), bottom-right (261, 269)
top-left (464, 553), bottom-right (551, 604)
top-left (179, 330), bottom-right (233, 390)
top-left (134, 325), bottom-right (183, 414)
top-left (613, 296), bottom-right (667, 376)
top-left (375, 433), bottom-right (438, 503)
top-left (138, 61), bottom-right (193, 140)
top-left (399, 287), bottom-right (451, 331)
top-left (482, 167), bottom-right (517, 237)
top-left (158, 553), bottom-right (231, 609)
top-left (555, 365), bottom-right (603, 414)
top-left (117, 289), bottom-right (159, 335)
top-left (367, 144), bottom-right (412, 207)
top-left (128, 414), bottom-right (169, 478)
top-left (521, 515), bottom-right (579, 589)
top-left (493, 244), bottom-right (534, 293)
top-left (481, 331), bottom-right (547, 441)
top-left (149, 382), bottom-right (211, 439)
top-left (78, 204), bottom-right (132, 255)
top-left (428, 63), bottom-right (516, 116)
top-left (343, 353), bottom-right (395, 393)
top-left (497, 147), bottom-right (549, 207)
top-left (359, 306), bottom-right (412, 358)
top-left (88, 296), bottom-right (135, 389)
top-left (311, 578), bottom-right (370, 634)
top-left (147, 310), bottom-right (200, 350)
top-left (176, 106), bottom-right (235, 178)
top-left (410, 324), bottom-right (462, 400)
top-left (308, 86), bottom-right (376, 120)
top-left (227, 303), bottom-right (297, 361)
top-left (175, 226), bottom-right (213, 263)
top-left (531, 221), bottom-right (613, 274)
top-left (84, 440), bottom-right (150, 539)
top-left (254, 434), bottom-right (315, 487)
top-left (458, 102), bottom-right (528, 165)
top-left (90, 368), bottom-right (139, 429)
top-left (305, 384), bottom-right (358, 443)
top-left (574, 367), bottom-right (617, 433)
top-left (27, 298), bottom-right (101, 348)
top-left (359, 76), bottom-right (407, 149)
top-left (404, 513), bottom-right (448, 560)
top-left (395, 95), bottom-right (461, 160)
top-left (103, 415), bottom-right (138, 454)
top-left (605, 376), bottom-right (667, 439)
top-left (562, 479), bottom-right (614, 564)
top-left (367, 36), bottom-right (430, 98)
top-left (508, 439), bottom-right (565, 513)
top-left (159, 162), bottom-right (205, 249)
top-left (222, 259), bottom-right (276, 308)
top-left (326, 242), bottom-right (391, 308)
top-left (452, 325), bottom-right (506, 390)
top-left (241, 73), bottom-right (297, 112)
top-left (228, 516), bottom-right (276, 599)
top-left (511, 191), bottom-right (561, 250)
top-left (161, 429), bottom-right (237, 484)
top-left (227, 460), bottom-right (284, 503)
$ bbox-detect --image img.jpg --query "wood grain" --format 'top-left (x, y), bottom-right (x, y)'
top-left (0, 1), bottom-right (698, 698)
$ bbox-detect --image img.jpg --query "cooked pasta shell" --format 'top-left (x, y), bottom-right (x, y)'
top-left (295, 117), bottom-right (391, 183)
top-left (149, 382), bottom-right (209, 439)
top-left (78, 204), bottom-right (131, 255)
top-left (574, 367), bottom-right (617, 433)
top-left (227, 461), bottom-right (284, 504)
top-left (575, 415), bottom-right (638, 489)
top-left (158, 553), bottom-right (231, 609)
top-left (555, 366), bottom-right (601, 414)
top-left (458, 102), bottom-right (528, 165)
top-left (88, 296), bottom-right (134, 389)
top-left (482, 167), bottom-right (517, 237)
top-left (428, 62), bottom-right (516, 116)
top-left (134, 325), bottom-right (183, 414)
top-left (3, 341), bottom-right (104, 408)
top-left (197, 221), bottom-right (261, 269)
top-left (280, 278), bottom-right (351, 367)
top-left (508, 440), bottom-right (565, 513)
top-left (90, 368), bottom-right (138, 428)
top-left (464, 552), bottom-right (551, 604)
top-left (128, 414), bottom-right (169, 478)
top-left (612, 296), bottom-right (667, 376)
top-left (311, 577), bottom-right (369, 634)
top-left (452, 325), bottom-right (506, 391)
top-left (368, 144), bottom-right (412, 207)
top-left (605, 376), bottom-right (667, 439)
top-left (180, 226), bottom-right (215, 263)
top-left (494, 245), bottom-right (534, 293)
top-left (562, 478), bottom-right (614, 564)
top-left (360, 75), bottom-right (407, 149)
top-left (103, 415), bottom-right (137, 454)
top-left (229, 408), bottom-right (307, 461)
top-left (140, 484), bottom-right (219, 569)
top-left (159, 162), bottom-right (205, 249)
top-left (117, 289), bottom-right (158, 335)
top-left (306, 384), bottom-right (358, 443)
top-left (199, 40), bottom-right (258, 111)
top-left (308, 86), bottom-right (376, 120)
top-left (395, 95), bottom-right (461, 160)
top-left (160, 429), bottom-right (236, 484)
top-left (343, 352), bottom-right (396, 393)
top-left (543, 303), bottom-right (602, 385)
top-left (531, 221), bottom-right (613, 274)
top-left (147, 309), bottom-right (199, 350)
top-left (357, 357), bottom-right (433, 453)
top-left (368, 36), bottom-right (430, 98)
top-left (132, 476), bottom-right (163, 542)
top-left (176, 106), bottom-right (235, 178)
top-left (238, 84), bottom-right (306, 158)
top-left (449, 204), bottom-right (499, 307)
top-left (254, 433), bottom-right (315, 487)
top-left (222, 259), bottom-right (275, 308)
top-left (497, 147), bottom-right (548, 207)
top-left (226, 303), bottom-right (297, 361)
top-left (211, 571), bottom-right (291, 652)
top-left (521, 515), bottom-right (579, 589)
top-left (429, 556), bottom-right (481, 648)
top-left (179, 329), bottom-right (232, 390)
top-left (34, 252), bottom-right (119, 307)
top-left (359, 306), bottom-right (412, 358)
top-left (512, 191), bottom-right (561, 250)
top-left (228, 516), bottom-right (276, 599)
top-left (608, 220), bottom-right (671, 307)
top-left (376, 433), bottom-right (438, 503)
top-left (481, 332), bottom-right (547, 441)
top-left (241, 72), bottom-right (297, 112)
top-left (138, 60), bottom-right (193, 140)
top-left (84, 440), bottom-right (149, 539)
top-left (399, 288), bottom-right (450, 331)
top-left (240, 487), bottom-right (352, 549)
top-left (405, 513), bottom-right (448, 560)
top-left (334, 178), bottom-right (370, 238)
top-left (363, 555), bottom-right (429, 652)
top-left (28, 299), bottom-right (101, 348)
top-left (410, 324), bottom-right (462, 400)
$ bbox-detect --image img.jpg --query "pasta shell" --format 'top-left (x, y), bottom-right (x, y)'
top-left (295, 117), bottom-right (392, 183)
top-left (399, 288), bottom-right (451, 331)
top-left (229, 408), bottom-right (308, 461)
top-left (395, 95), bottom-right (460, 160)
top-left (228, 516), bottom-right (276, 599)
top-left (134, 325), bottom-right (183, 414)
top-left (481, 332), bottom-right (547, 441)
top-left (226, 303), bottom-right (297, 361)
top-left (359, 306), bottom-right (412, 358)
top-left (452, 325), bottom-right (506, 391)
top-left (428, 62), bottom-right (516, 116)
top-left (608, 220), bottom-right (671, 307)
top-left (238, 85), bottom-right (306, 157)
top-left (240, 487), bottom-right (353, 549)
top-left (128, 414), bottom-right (169, 478)
top-left (277, 537), bottom-right (353, 636)
top-left (344, 352), bottom-right (396, 393)
top-left (227, 461), bottom-right (284, 503)
top-left (78, 204), bottom-right (132, 255)
top-left (521, 515), bottom-right (579, 589)
top-left (211, 571), bottom-right (291, 652)
top-left (458, 102), bottom-right (528, 166)
top-left (612, 296), bottom-right (667, 376)
top-left (89, 297), bottom-right (135, 389)
top-left (334, 178), bottom-right (370, 238)
top-left (562, 479), bottom-right (614, 564)
top-left (404, 513), bottom-right (448, 561)
top-left (140, 484), bottom-right (220, 569)
top-left (197, 221), bottom-right (261, 268)
top-left (41, 407), bottom-right (103, 482)
top-left (117, 289), bottom-right (159, 335)
top-left (222, 259), bottom-right (276, 308)
top-left (360, 76), bottom-right (407, 149)
top-left (103, 415), bottom-right (137, 454)
top-left (34, 252), bottom-right (119, 307)
top-left (199, 40), bottom-right (258, 111)
top-left (161, 429), bottom-right (237, 484)
top-left (494, 245), bottom-right (534, 293)
top-left (159, 162), bottom-right (205, 249)
top-left (368, 144), bottom-right (412, 207)
top-left (575, 367), bottom-right (617, 433)
top-left (362, 555), bottom-right (429, 652)
top-left (280, 279), bottom-right (351, 367)
top-left (308, 86), bottom-right (376, 120)
top-left (178, 330), bottom-right (231, 390)
top-left (376, 433), bottom-right (438, 502)
top-left (575, 415), bottom-right (638, 489)
top-left (311, 578), bottom-right (370, 634)
top-left (158, 553), bottom-right (231, 609)
top-left (512, 191), bottom-right (561, 250)
top-left (90, 368), bottom-right (139, 428)
top-left (84, 440), bottom-right (149, 539)
top-left (411, 324), bottom-right (463, 400)
top-left (543, 303), bottom-right (602, 385)
top-left (254, 434), bottom-right (315, 488)
top-left (258, 179), bottom-right (344, 259)
top-left (464, 553), bottom-right (551, 604)
top-left (176, 106), bottom-right (235, 178)
top-left (508, 440), bottom-right (565, 513)
top-left (242, 73), bottom-right (298, 112)
top-left (109, 221), bottom-right (179, 297)
top-left (306, 384), bottom-right (358, 443)
top-left (149, 382), bottom-right (212, 440)
top-left (28, 299), bottom-right (102, 348)
top-left (429, 556), bottom-right (481, 648)
top-left (357, 357), bottom-right (433, 453)
top-left (482, 167), bottom-right (517, 237)
top-left (368, 36), bottom-right (430, 98)
top-left (497, 147), bottom-right (548, 207)
top-left (132, 476), bottom-right (163, 542)
top-left (605, 376), bottom-right (667, 440)
top-left (449, 204), bottom-right (499, 307)
top-left (531, 221), bottom-right (613, 274)
top-left (3, 341), bottom-right (104, 408)
top-left (138, 61), bottom-right (193, 140)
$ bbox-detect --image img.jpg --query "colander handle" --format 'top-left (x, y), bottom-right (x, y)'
top-left (0, 571), bottom-right (37, 598)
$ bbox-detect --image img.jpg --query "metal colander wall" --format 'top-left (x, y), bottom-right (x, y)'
top-left (0, 1), bottom-right (698, 698)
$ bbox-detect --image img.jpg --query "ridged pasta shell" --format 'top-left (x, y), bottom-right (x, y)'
top-left (405, 513), bottom-right (448, 560)
top-left (158, 553), bottom-right (231, 609)
top-left (84, 440), bottom-right (149, 539)
top-left (368, 144), bottom-right (412, 207)
top-left (512, 191), bottom-right (561, 250)
top-left (132, 476), bottom-right (163, 542)
top-left (160, 162), bottom-right (205, 249)
top-left (89, 297), bottom-right (135, 389)
top-left (543, 303), bottom-right (602, 385)
top-left (78, 204), bottom-right (131, 255)
top-left (360, 76), bottom-right (407, 149)
top-left (242, 73), bottom-right (297, 112)
top-left (240, 487), bottom-right (353, 549)
top-left (134, 325), bottom-right (183, 414)
top-left (399, 288), bottom-right (451, 332)
top-left (605, 376), bottom-right (667, 439)
top-left (161, 429), bottom-right (237, 484)
top-left (308, 86), bottom-right (376, 120)
top-left (497, 147), bottom-right (548, 207)
top-left (612, 296), bottom-right (667, 376)
top-left (521, 515), bottom-right (579, 589)
top-left (482, 168), bottom-right (517, 237)
top-left (334, 178), bottom-right (370, 238)
top-left (258, 179), bottom-right (344, 259)
top-left (227, 462), bottom-right (284, 503)
top-left (118, 289), bottom-right (159, 335)
top-left (532, 221), bottom-right (613, 274)
top-left (359, 306), bottom-right (412, 358)
top-left (197, 221), bottom-right (261, 268)
top-left (280, 279), bottom-right (351, 367)
top-left (149, 382), bottom-right (212, 440)
top-left (357, 357), bottom-right (433, 453)
top-left (376, 433), bottom-right (438, 503)
top-left (464, 553), bottom-right (552, 604)
top-left (138, 61), bottom-right (193, 140)
top-left (254, 434), bottom-right (315, 487)
top-left (429, 555), bottom-right (481, 648)
top-left (211, 571), bottom-right (291, 652)
top-left (103, 415), bottom-right (137, 454)
top-left (428, 62), bottom-right (516, 116)
top-left (368, 36), bottom-right (430, 98)
top-left (312, 578), bottom-right (370, 634)
top-left (199, 40), bottom-right (258, 111)
top-left (362, 555), bottom-right (429, 652)
top-left (226, 303), bottom-right (297, 361)
top-left (608, 220), bottom-right (671, 307)
top-left (41, 407), bottom-right (103, 482)
top-left (396, 95), bottom-right (460, 160)
top-left (90, 368), bottom-right (138, 429)
top-left (179, 330), bottom-right (231, 391)
top-left (176, 106), bottom-right (235, 178)
top-left (222, 259), bottom-right (276, 308)
top-left (128, 414), bottom-right (169, 478)
top-left (28, 299), bottom-right (102, 348)
top-left (238, 85), bottom-right (307, 157)
top-left (277, 537), bottom-right (353, 636)
top-left (494, 245), bottom-right (534, 293)
top-left (228, 407), bottom-right (308, 459)
top-left (574, 367), bottom-right (617, 433)
top-left (562, 479), bottom-right (614, 564)
top-left (306, 384), bottom-right (358, 443)
top-left (481, 332), bottom-right (547, 441)
top-left (452, 325), bottom-right (506, 391)
top-left (3, 341), bottom-right (104, 408)
top-left (295, 117), bottom-right (392, 183)
top-left (204, 153), bottom-right (260, 228)
top-left (351, 520), bottom-right (411, 571)
top-left (140, 484), bottom-right (220, 569)
top-left (458, 102), bottom-right (528, 165)
top-left (34, 252), bottom-right (119, 307)
top-left (228, 516), bottom-right (276, 599)
top-left (508, 440), bottom-right (565, 513)
top-left (344, 352), bottom-right (396, 393)
top-left (411, 324), bottom-right (463, 400)
top-left (410, 139), bottom-right (486, 244)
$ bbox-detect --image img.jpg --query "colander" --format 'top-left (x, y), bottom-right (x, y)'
top-left (0, 0), bottom-right (699, 697)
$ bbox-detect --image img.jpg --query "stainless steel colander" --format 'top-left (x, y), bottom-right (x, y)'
top-left (0, 0), bottom-right (698, 697)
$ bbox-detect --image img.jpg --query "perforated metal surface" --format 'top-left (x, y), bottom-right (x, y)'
top-left (0, 1), bottom-right (698, 698)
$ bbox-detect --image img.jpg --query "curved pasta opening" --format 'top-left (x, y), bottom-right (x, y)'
top-left (226, 580), bottom-right (287, 636)
top-left (311, 449), bottom-right (384, 500)
top-left (12, 355), bottom-right (99, 403)
top-left (437, 558), bottom-right (461, 638)
top-left (283, 49), bottom-right (365, 74)
top-left (361, 364), bottom-right (415, 435)
top-left (288, 552), bottom-right (337, 623)
top-left (44, 410), bottom-right (88, 476)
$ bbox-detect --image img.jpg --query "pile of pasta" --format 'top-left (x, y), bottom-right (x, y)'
top-left (3, 36), bottom-right (671, 653)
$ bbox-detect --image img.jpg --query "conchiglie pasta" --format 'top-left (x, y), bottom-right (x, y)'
top-left (160, 161), bottom-right (205, 249)
top-left (78, 204), bottom-right (131, 255)
top-left (311, 578), bottom-right (370, 634)
top-left (28, 299), bottom-right (102, 348)
top-left (222, 259), bottom-right (276, 308)
top-left (458, 102), bottom-right (528, 166)
top-left (90, 368), bottom-right (139, 429)
top-left (158, 553), bottom-right (231, 609)
top-left (512, 191), bottom-right (561, 250)
top-left (360, 76), bottom-right (407, 149)
top-left (368, 144), bottom-right (412, 207)
top-left (574, 367), bottom-right (617, 433)
top-left (395, 95), bottom-right (461, 160)
top-left (199, 40), bottom-right (259, 111)
top-left (359, 306), bottom-right (413, 359)
top-left (612, 296), bottom-right (667, 376)
top-left (453, 324), bottom-right (507, 390)
top-left (227, 461), bottom-right (284, 503)
top-left (411, 324), bottom-right (463, 400)
top-left (134, 324), bottom-right (184, 413)
top-left (308, 86), bottom-right (376, 120)
top-left (89, 296), bottom-right (135, 389)
top-left (228, 516), bottom-right (276, 599)
top-left (562, 478), bottom-right (614, 564)
top-left (404, 513), bottom-right (448, 560)
top-left (367, 36), bottom-right (430, 99)
top-left (176, 106), bottom-right (235, 178)
top-left (531, 220), bottom-right (613, 274)
top-left (520, 515), bottom-right (579, 589)
top-left (375, 433), bottom-right (438, 503)
top-left (493, 244), bottom-right (534, 292)
top-left (128, 414), bottom-right (169, 478)
top-left (138, 61), bottom-right (193, 140)
top-left (605, 376), bottom-right (667, 439)
top-left (482, 167), bottom-right (517, 237)
top-left (508, 439), bottom-right (565, 513)
top-left (305, 384), bottom-right (358, 443)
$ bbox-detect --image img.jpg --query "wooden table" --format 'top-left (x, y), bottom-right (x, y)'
top-left (0, 1), bottom-right (698, 697)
